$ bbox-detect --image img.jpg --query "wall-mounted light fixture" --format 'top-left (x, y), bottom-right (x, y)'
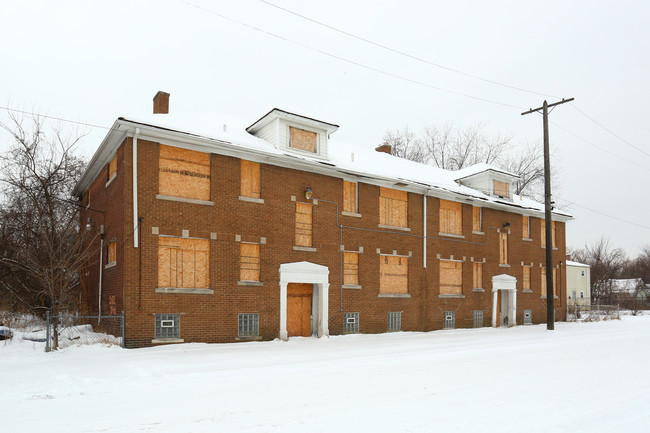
top-left (503, 222), bottom-right (511, 229)
top-left (304, 187), bottom-right (313, 200)
top-left (86, 218), bottom-right (94, 232)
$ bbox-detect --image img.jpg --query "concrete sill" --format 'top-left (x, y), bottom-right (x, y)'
top-left (342, 211), bottom-right (362, 218)
top-left (293, 246), bottom-right (317, 252)
top-left (238, 196), bottom-right (264, 204)
top-left (105, 174), bottom-right (117, 188)
top-left (151, 338), bottom-right (184, 344)
top-left (378, 224), bottom-right (411, 232)
top-left (378, 293), bottom-right (411, 298)
top-left (438, 294), bottom-right (465, 299)
top-left (472, 288), bottom-right (485, 293)
top-left (522, 238), bottom-right (533, 242)
top-left (342, 284), bottom-right (362, 290)
top-left (236, 336), bottom-right (263, 341)
top-left (523, 289), bottom-right (533, 293)
top-left (238, 281), bottom-right (264, 287)
top-left (156, 194), bottom-right (215, 206)
top-left (439, 232), bottom-right (465, 239)
top-left (540, 296), bottom-right (560, 299)
top-left (472, 231), bottom-right (485, 236)
top-left (155, 288), bottom-right (214, 295)
top-left (105, 261), bottom-right (116, 269)
top-left (498, 264), bottom-right (511, 268)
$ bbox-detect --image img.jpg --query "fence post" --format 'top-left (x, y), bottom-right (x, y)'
top-left (45, 311), bottom-right (50, 352)
top-left (121, 311), bottom-right (125, 348)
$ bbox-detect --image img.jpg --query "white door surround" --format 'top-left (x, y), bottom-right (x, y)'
top-left (279, 261), bottom-right (330, 340)
top-left (491, 274), bottom-right (517, 328)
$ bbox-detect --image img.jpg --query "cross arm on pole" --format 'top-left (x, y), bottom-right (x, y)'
top-left (521, 98), bottom-right (574, 116)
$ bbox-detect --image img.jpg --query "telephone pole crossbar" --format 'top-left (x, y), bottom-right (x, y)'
top-left (521, 97), bottom-right (574, 330)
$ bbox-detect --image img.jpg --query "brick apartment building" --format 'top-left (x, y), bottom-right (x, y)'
top-left (74, 92), bottom-right (570, 348)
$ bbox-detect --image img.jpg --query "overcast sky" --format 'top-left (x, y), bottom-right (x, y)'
top-left (1, 0), bottom-right (649, 257)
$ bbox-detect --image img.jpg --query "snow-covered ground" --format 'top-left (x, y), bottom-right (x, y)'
top-left (1, 316), bottom-right (648, 433)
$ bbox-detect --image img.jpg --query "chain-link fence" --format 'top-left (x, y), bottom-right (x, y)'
top-left (566, 303), bottom-right (620, 322)
top-left (46, 312), bottom-right (124, 351)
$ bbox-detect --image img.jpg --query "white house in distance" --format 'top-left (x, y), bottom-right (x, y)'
top-left (566, 260), bottom-right (591, 306)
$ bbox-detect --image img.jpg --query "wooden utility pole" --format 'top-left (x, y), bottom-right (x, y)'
top-left (522, 98), bottom-right (574, 330)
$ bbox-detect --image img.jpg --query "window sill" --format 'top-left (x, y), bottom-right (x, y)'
top-left (498, 264), bottom-right (511, 268)
top-left (238, 281), bottom-right (264, 287)
top-left (523, 289), bottom-right (533, 293)
top-left (378, 293), bottom-right (411, 298)
top-left (105, 174), bottom-right (117, 188)
top-left (342, 284), bottom-right (362, 290)
top-left (156, 194), bottom-right (214, 206)
top-left (472, 288), bottom-right (485, 293)
top-left (151, 338), bottom-right (184, 344)
top-left (342, 211), bottom-right (362, 218)
top-left (522, 238), bottom-right (532, 242)
top-left (238, 196), bottom-right (264, 204)
top-left (439, 294), bottom-right (465, 299)
top-left (472, 231), bottom-right (484, 236)
top-left (438, 232), bottom-right (465, 239)
top-left (236, 336), bottom-right (262, 341)
top-left (540, 296), bottom-right (560, 299)
top-left (155, 288), bottom-right (214, 295)
top-left (105, 261), bottom-right (116, 269)
top-left (378, 224), bottom-right (411, 232)
top-left (293, 246), bottom-right (317, 252)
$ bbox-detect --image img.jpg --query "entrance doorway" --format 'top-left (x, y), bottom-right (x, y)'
top-left (491, 274), bottom-right (517, 327)
top-left (287, 283), bottom-right (313, 337)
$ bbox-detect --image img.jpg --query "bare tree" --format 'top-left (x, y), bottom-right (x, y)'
top-left (570, 237), bottom-right (627, 304)
top-left (383, 122), bottom-right (548, 197)
top-left (0, 112), bottom-right (93, 349)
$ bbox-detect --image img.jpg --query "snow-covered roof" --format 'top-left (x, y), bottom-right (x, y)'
top-left (607, 278), bottom-right (645, 294)
top-left (566, 260), bottom-right (590, 268)
top-left (73, 109), bottom-right (572, 220)
top-left (454, 163), bottom-right (519, 181)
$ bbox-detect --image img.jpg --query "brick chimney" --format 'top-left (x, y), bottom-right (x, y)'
top-left (375, 142), bottom-right (392, 155)
top-left (153, 91), bottom-right (170, 114)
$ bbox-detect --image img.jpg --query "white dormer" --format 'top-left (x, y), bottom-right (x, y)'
top-left (246, 108), bottom-right (339, 160)
top-left (454, 163), bottom-right (519, 200)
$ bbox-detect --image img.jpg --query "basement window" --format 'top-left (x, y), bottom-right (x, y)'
top-left (387, 312), bottom-right (402, 332)
top-left (155, 314), bottom-right (180, 339)
top-left (444, 311), bottom-right (455, 329)
top-left (344, 312), bottom-right (359, 333)
top-left (238, 313), bottom-right (259, 338)
top-left (473, 310), bottom-right (483, 328)
top-left (524, 310), bottom-right (532, 325)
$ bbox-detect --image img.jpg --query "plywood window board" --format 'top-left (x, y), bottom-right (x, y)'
top-left (108, 241), bottom-right (116, 264)
top-left (159, 144), bottom-right (210, 201)
top-left (523, 266), bottom-right (531, 290)
top-left (343, 251), bottom-right (359, 285)
top-left (158, 237), bottom-right (209, 289)
top-left (379, 255), bottom-right (408, 294)
top-left (343, 181), bottom-right (357, 213)
top-left (379, 187), bottom-right (408, 228)
top-left (440, 260), bottom-right (462, 294)
top-left (541, 267), bottom-right (546, 296)
top-left (494, 180), bottom-right (509, 197)
top-left (473, 262), bottom-right (482, 289)
top-left (108, 155), bottom-right (117, 180)
top-left (440, 199), bottom-right (462, 235)
top-left (240, 160), bottom-right (261, 199)
top-left (499, 232), bottom-right (508, 264)
top-left (295, 203), bottom-right (313, 247)
top-left (240, 243), bottom-right (260, 281)
top-left (289, 127), bottom-right (317, 153)
top-left (522, 216), bottom-right (530, 238)
top-left (472, 206), bottom-right (482, 232)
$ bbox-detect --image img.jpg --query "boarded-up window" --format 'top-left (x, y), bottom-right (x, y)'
top-left (240, 243), bottom-right (260, 281)
top-left (240, 160), bottom-right (261, 199)
top-left (158, 237), bottom-right (209, 289)
top-left (159, 144), bottom-right (210, 201)
top-left (379, 255), bottom-right (408, 294)
top-left (108, 155), bottom-right (117, 181)
top-left (541, 267), bottom-right (557, 297)
top-left (494, 180), bottom-right (509, 197)
top-left (473, 262), bottom-right (482, 289)
top-left (108, 240), bottom-right (116, 264)
top-left (295, 203), bottom-right (312, 247)
top-left (343, 181), bottom-right (357, 213)
top-left (440, 200), bottom-right (462, 235)
top-left (440, 260), bottom-right (463, 295)
top-left (379, 187), bottom-right (408, 228)
top-left (541, 267), bottom-right (546, 296)
top-left (522, 216), bottom-right (530, 238)
top-left (344, 252), bottom-right (359, 285)
top-left (553, 268), bottom-right (558, 296)
top-left (499, 232), bottom-right (508, 264)
top-left (289, 127), bottom-right (317, 153)
top-left (523, 266), bottom-right (531, 291)
top-left (540, 219), bottom-right (557, 248)
top-left (472, 206), bottom-right (482, 232)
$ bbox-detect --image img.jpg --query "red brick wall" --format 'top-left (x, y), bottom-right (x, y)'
top-left (80, 138), bottom-right (567, 348)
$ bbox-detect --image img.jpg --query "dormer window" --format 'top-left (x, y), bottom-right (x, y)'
top-left (493, 180), bottom-right (509, 198)
top-left (289, 127), bottom-right (317, 153)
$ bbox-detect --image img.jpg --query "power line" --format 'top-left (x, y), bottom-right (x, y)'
top-left (0, 105), bottom-right (113, 132)
top-left (180, 1), bottom-right (525, 110)
top-left (571, 104), bottom-right (650, 159)
top-left (559, 197), bottom-right (650, 231)
top-left (258, 0), bottom-right (560, 99)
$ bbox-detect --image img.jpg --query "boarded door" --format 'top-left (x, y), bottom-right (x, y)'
top-left (287, 283), bottom-right (313, 337)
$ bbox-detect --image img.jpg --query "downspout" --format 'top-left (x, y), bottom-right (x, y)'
top-left (98, 227), bottom-right (105, 322)
top-left (423, 193), bottom-right (427, 268)
top-left (133, 128), bottom-right (139, 248)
